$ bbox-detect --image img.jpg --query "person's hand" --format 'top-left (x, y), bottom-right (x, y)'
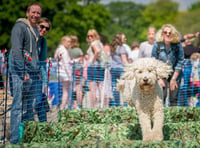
top-left (24, 73), bottom-right (30, 81)
top-left (195, 32), bottom-right (200, 37)
top-left (158, 79), bottom-right (165, 87)
top-left (170, 79), bottom-right (178, 91)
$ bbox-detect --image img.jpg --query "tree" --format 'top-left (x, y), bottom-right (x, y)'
top-left (173, 1), bottom-right (200, 39)
top-left (189, 1), bottom-right (200, 11)
top-left (0, 0), bottom-right (111, 56)
top-left (0, 0), bottom-right (34, 49)
top-left (104, 2), bottom-right (145, 45)
top-left (47, 2), bottom-right (110, 55)
top-left (134, 0), bottom-right (179, 41)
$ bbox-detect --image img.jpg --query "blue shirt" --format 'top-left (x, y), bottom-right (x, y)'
top-left (151, 42), bottom-right (184, 73)
top-left (111, 45), bottom-right (128, 69)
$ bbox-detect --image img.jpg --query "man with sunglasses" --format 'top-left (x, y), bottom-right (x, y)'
top-left (151, 24), bottom-right (184, 106)
top-left (9, 3), bottom-right (42, 144)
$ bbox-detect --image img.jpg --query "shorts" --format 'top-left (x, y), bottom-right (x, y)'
top-left (87, 65), bottom-right (104, 82)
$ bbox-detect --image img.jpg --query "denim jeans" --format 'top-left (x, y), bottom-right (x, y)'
top-left (35, 79), bottom-right (47, 122)
top-left (10, 72), bottom-right (38, 144)
top-left (110, 68), bottom-right (124, 106)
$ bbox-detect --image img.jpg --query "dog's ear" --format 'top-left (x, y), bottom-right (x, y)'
top-left (155, 60), bottom-right (173, 79)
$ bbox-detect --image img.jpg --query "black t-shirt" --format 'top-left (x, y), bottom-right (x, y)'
top-left (183, 44), bottom-right (200, 59)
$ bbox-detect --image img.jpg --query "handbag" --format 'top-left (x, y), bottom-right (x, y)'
top-left (96, 41), bottom-right (109, 66)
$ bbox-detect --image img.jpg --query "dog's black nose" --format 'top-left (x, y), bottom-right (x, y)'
top-left (143, 77), bottom-right (148, 83)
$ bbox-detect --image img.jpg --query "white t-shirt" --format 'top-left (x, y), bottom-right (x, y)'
top-left (138, 41), bottom-right (153, 58)
top-left (129, 49), bottom-right (139, 62)
top-left (123, 44), bottom-right (131, 58)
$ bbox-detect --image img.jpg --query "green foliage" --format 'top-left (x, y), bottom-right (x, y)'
top-left (0, 0), bottom-right (110, 56)
top-left (58, 107), bottom-right (200, 124)
top-left (105, 2), bottom-right (145, 45)
top-left (6, 140), bottom-right (200, 147)
top-left (41, 0), bottom-right (111, 56)
top-left (0, 0), bottom-right (199, 56)
top-left (189, 1), bottom-right (200, 11)
top-left (142, 0), bottom-right (178, 27)
top-left (174, 9), bottom-right (200, 36)
top-left (59, 107), bottom-right (138, 124)
top-left (0, 0), bottom-right (34, 49)
top-left (20, 107), bottom-right (200, 147)
top-left (135, 0), bottom-right (179, 41)
top-left (107, 2), bottom-right (144, 28)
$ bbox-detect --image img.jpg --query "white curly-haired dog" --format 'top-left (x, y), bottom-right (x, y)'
top-left (117, 58), bottom-right (172, 141)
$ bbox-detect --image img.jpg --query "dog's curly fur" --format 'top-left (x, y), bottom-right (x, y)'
top-left (117, 58), bottom-right (172, 141)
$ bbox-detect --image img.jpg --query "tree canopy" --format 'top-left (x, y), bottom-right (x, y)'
top-left (0, 0), bottom-right (200, 56)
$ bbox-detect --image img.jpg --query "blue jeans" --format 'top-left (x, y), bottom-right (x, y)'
top-left (110, 68), bottom-right (124, 106)
top-left (10, 72), bottom-right (38, 144)
top-left (35, 79), bottom-right (47, 122)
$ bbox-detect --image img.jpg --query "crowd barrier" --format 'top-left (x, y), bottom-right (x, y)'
top-left (46, 59), bottom-right (200, 108)
top-left (0, 57), bottom-right (199, 141)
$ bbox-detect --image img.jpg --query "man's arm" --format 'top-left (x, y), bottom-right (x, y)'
top-left (11, 23), bottom-right (25, 61)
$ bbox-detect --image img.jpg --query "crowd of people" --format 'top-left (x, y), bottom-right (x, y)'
top-left (51, 24), bottom-right (200, 109)
top-left (0, 2), bottom-right (199, 144)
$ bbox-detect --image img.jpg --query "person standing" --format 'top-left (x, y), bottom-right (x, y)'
top-left (110, 33), bottom-right (129, 106)
top-left (99, 33), bottom-right (112, 107)
top-left (99, 33), bottom-right (111, 55)
top-left (86, 29), bottom-right (105, 108)
top-left (139, 26), bottom-right (156, 58)
top-left (151, 24), bottom-right (184, 106)
top-left (128, 41), bottom-right (140, 63)
top-left (35, 17), bottom-right (51, 122)
top-left (68, 35), bottom-right (84, 109)
top-left (54, 36), bottom-right (72, 110)
top-left (121, 33), bottom-right (131, 61)
top-left (9, 3), bottom-right (42, 144)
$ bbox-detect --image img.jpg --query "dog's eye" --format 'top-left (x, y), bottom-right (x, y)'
top-left (148, 70), bottom-right (152, 73)
top-left (138, 70), bottom-right (142, 73)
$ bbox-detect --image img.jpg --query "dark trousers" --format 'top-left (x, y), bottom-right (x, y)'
top-left (162, 78), bottom-right (181, 106)
top-left (35, 79), bottom-right (47, 122)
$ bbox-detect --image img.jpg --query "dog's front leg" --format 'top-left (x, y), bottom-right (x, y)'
top-left (152, 108), bottom-right (164, 141)
top-left (138, 110), bottom-right (152, 141)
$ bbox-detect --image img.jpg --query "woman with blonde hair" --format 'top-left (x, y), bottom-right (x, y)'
top-left (54, 36), bottom-right (72, 110)
top-left (86, 29), bottom-right (105, 108)
top-left (152, 24), bottom-right (184, 106)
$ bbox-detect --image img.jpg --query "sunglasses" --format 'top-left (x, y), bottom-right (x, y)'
top-left (40, 25), bottom-right (50, 31)
top-left (87, 35), bottom-right (93, 38)
top-left (163, 31), bottom-right (171, 35)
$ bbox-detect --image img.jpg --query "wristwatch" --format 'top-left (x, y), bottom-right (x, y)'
top-left (172, 77), bottom-right (176, 80)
